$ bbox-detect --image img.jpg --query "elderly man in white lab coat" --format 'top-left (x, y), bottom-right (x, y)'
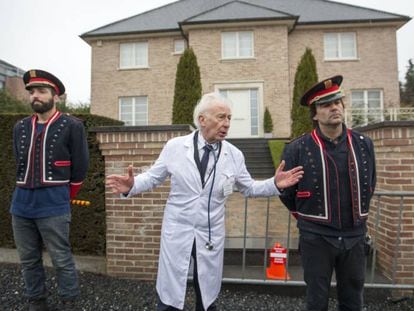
top-left (106, 92), bottom-right (303, 311)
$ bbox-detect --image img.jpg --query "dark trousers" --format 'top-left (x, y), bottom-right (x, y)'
top-left (157, 241), bottom-right (217, 311)
top-left (300, 234), bottom-right (366, 311)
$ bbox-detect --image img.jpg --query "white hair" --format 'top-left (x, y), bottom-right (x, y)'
top-left (193, 92), bottom-right (232, 129)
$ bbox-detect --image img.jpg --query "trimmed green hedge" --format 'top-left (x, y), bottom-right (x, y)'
top-left (268, 140), bottom-right (287, 167)
top-left (0, 113), bottom-right (123, 255)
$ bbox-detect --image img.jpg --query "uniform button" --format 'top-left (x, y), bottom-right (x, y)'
top-left (338, 237), bottom-right (342, 241)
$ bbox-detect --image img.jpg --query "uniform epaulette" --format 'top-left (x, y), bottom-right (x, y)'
top-left (287, 133), bottom-right (307, 144)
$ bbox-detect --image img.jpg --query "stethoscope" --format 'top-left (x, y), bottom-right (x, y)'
top-left (193, 132), bottom-right (221, 251)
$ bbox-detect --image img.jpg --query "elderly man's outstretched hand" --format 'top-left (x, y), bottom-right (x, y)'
top-left (274, 160), bottom-right (303, 191)
top-left (106, 165), bottom-right (135, 194)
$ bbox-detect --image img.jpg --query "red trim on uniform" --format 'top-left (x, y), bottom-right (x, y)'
top-left (54, 160), bottom-right (71, 167)
top-left (70, 183), bottom-right (82, 199)
top-left (27, 77), bottom-right (59, 94)
top-left (296, 191), bottom-right (311, 198)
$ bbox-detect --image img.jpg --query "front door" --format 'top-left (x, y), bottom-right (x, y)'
top-left (220, 88), bottom-right (259, 138)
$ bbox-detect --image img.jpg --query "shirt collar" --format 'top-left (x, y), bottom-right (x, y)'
top-left (198, 131), bottom-right (218, 151)
top-left (316, 123), bottom-right (347, 144)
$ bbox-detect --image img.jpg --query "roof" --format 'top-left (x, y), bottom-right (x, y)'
top-left (81, 0), bottom-right (411, 38)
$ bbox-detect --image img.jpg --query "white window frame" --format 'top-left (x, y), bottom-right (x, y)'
top-left (119, 96), bottom-right (148, 126)
top-left (350, 89), bottom-right (383, 126)
top-left (221, 31), bottom-right (254, 60)
top-left (119, 42), bottom-right (148, 69)
top-left (324, 32), bottom-right (357, 60)
top-left (173, 39), bottom-right (185, 54)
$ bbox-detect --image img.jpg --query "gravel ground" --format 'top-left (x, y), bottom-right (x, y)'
top-left (1, 262), bottom-right (413, 311)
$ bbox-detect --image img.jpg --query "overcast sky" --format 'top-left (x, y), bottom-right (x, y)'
top-left (0, 0), bottom-right (412, 104)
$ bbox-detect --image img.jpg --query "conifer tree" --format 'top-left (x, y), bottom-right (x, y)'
top-left (401, 59), bottom-right (414, 107)
top-left (291, 48), bottom-right (318, 138)
top-left (263, 107), bottom-right (273, 133)
top-left (172, 47), bottom-right (202, 125)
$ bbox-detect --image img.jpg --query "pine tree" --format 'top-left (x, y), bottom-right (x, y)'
top-left (291, 48), bottom-right (318, 138)
top-left (172, 48), bottom-right (202, 125)
top-left (263, 107), bottom-right (273, 133)
top-left (401, 59), bottom-right (414, 107)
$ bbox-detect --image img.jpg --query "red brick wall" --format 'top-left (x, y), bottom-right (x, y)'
top-left (95, 125), bottom-right (192, 279)
top-left (362, 121), bottom-right (414, 285)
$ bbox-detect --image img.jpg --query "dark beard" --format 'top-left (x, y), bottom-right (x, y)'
top-left (31, 98), bottom-right (54, 113)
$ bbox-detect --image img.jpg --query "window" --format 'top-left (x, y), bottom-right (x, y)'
top-left (119, 96), bottom-right (148, 125)
top-left (174, 39), bottom-right (185, 54)
top-left (222, 31), bottom-right (254, 59)
top-left (324, 32), bottom-right (357, 60)
top-left (120, 42), bottom-right (148, 69)
top-left (350, 89), bottom-right (383, 126)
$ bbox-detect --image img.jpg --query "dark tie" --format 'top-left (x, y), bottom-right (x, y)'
top-left (200, 144), bottom-right (213, 183)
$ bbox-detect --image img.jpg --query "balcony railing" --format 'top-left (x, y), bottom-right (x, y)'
top-left (345, 107), bottom-right (414, 127)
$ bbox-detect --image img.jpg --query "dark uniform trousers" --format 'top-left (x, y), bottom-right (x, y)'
top-left (157, 241), bottom-right (217, 311)
top-left (300, 233), bottom-right (366, 311)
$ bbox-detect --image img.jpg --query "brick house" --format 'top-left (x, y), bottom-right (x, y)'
top-left (0, 59), bottom-right (28, 102)
top-left (81, 0), bottom-right (410, 138)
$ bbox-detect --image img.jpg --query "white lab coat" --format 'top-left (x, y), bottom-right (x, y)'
top-left (127, 132), bottom-right (279, 310)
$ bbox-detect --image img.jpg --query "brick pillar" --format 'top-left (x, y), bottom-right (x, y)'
top-left (361, 121), bottom-right (414, 285)
top-left (94, 125), bottom-right (192, 280)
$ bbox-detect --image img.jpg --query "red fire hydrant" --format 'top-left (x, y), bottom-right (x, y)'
top-left (266, 242), bottom-right (291, 280)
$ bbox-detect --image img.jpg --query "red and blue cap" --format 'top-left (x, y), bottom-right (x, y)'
top-left (300, 75), bottom-right (344, 107)
top-left (23, 69), bottom-right (65, 96)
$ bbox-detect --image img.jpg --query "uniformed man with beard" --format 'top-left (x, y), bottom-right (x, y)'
top-left (280, 76), bottom-right (376, 311)
top-left (10, 69), bottom-right (89, 311)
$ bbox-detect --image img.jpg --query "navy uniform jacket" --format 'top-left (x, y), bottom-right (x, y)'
top-left (280, 125), bottom-right (376, 233)
top-left (13, 111), bottom-right (89, 195)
